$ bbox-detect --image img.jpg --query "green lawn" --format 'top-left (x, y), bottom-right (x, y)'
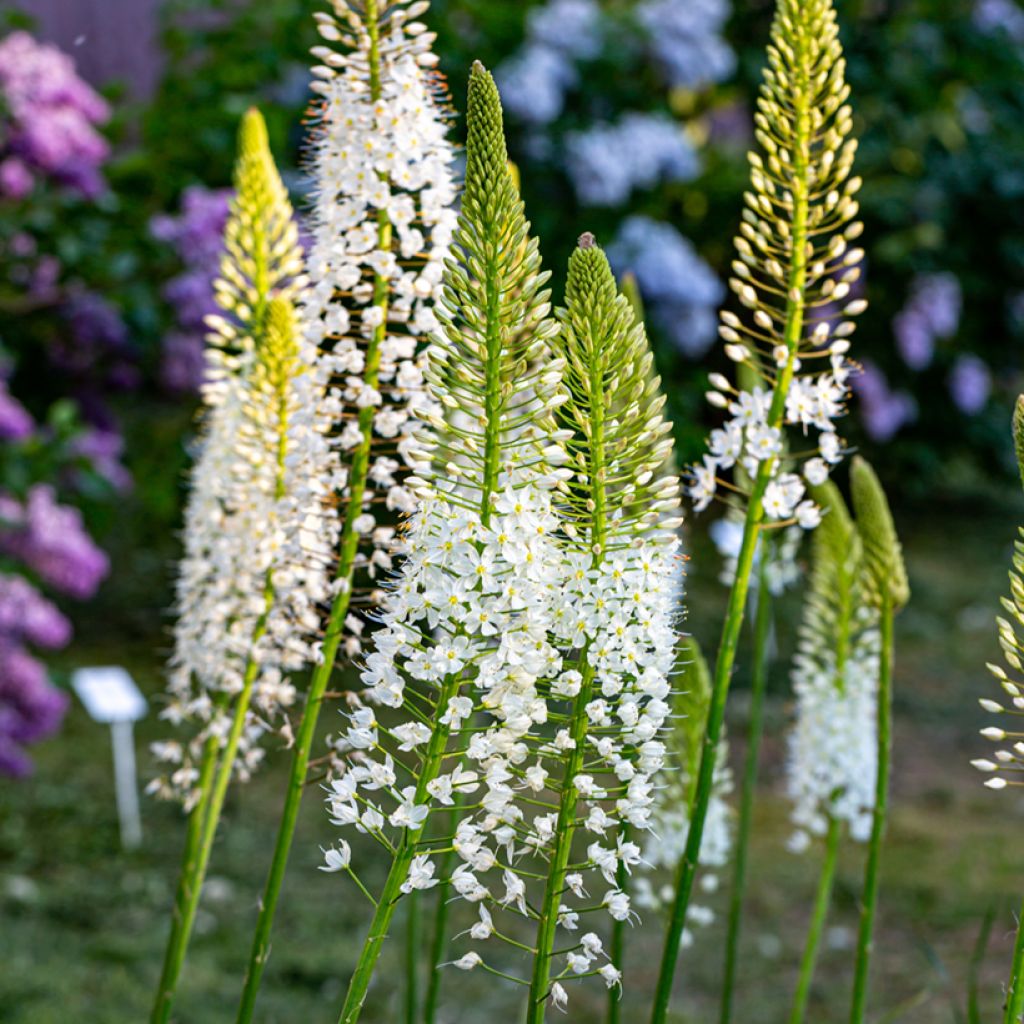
top-left (2, 498), bottom-right (1023, 1023)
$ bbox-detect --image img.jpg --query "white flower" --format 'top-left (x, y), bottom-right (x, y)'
top-left (319, 842), bottom-right (351, 872)
top-left (400, 855), bottom-right (438, 893)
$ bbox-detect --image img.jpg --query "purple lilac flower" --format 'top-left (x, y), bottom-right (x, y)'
top-left (0, 380), bottom-right (33, 440)
top-left (151, 186), bottom-right (232, 392)
top-left (69, 428), bottom-right (132, 493)
top-left (948, 354), bottom-right (992, 414)
top-left (0, 485), bottom-right (109, 599)
top-left (0, 31), bottom-right (110, 198)
top-left (565, 113), bottom-right (700, 206)
top-left (854, 360), bottom-right (918, 441)
top-left (975, 0), bottom-right (1024, 44)
top-left (0, 644), bottom-right (68, 777)
top-left (606, 215), bottom-right (724, 357)
top-left (0, 575), bottom-right (71, 650)
top-left (894, 272), bottom-right (961, 371)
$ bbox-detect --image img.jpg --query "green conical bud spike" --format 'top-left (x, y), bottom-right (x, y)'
top-left (809, 479), bottom-right (857, 564)
top-left (557, 234), bottom-right (681, 542)
top-left (429, 63), bottom-right (560, 521)
top-left (850, 456), bottom-right (909, 612)
top-left (1013, 395), bottom-right (1024, 493)
top-left (211, 106), bottom-right (304, 353)
top-left (260, 297), bottom-right (300, 380)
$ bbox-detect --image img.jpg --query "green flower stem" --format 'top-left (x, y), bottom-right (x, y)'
top-left (650, 18), bottom-right (811, 1017)
top-left (720, 554), bottom-right (773, 1024)
top-left (405, 892), bottom-right (421, 1024)
top-left (608, 822), bottom-right (630, 1024)
top-left (234, 8), bottom-right (391, 1019)
top-left (150, 712), bottom-right (224, 1024)
top-left (849, 590), bottom-right (894, 1024)
top-left (1005, 902), bottom-right (1024, 1023)
top-left (968, 906), bottom-right (994, 1024)
top-left (789, 815), bottom-right (841, 1024)
top-left (336, 677), bottom-right (461, 1024)
top-left (154, 632), bottom-right (267, 1023)
top-left (423, 802), bottom-right (461, 1024)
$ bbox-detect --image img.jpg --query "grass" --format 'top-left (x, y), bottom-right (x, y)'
top-left (2, 497), bottom-right (1024, 1022)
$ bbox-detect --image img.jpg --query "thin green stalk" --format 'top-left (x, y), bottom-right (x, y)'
top-left (849, 591), bottom-right (894, 1024)
top-left (608, 823), bottom-right (630, 1024)
top-left (423, 802), bottom-right (461, 1024)
top-left (720, 555), bottom-right (773, 1024)
top-left (1004, 898), bottom-right (1024, 1024)
top-left (789, 815), bottom-right (842, 1024)
top-left (150, 720), bottom-right (223, 1024)
top-left (234, 12), bottom-right (391, 1021)
top-left (336, 675), bottom-right (461, 1024)
top-left (154, 635), bottom-right (266, 1022)
top-left (967, 906), bottom-right (993, 1024)
top-left (405, 892), bottom-right (421, 1024)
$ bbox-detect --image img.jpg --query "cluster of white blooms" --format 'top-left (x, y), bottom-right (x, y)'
top-left (787, 615), bottom-right (879, 850)
top-left (634, 733), bottom-right (732, 946)
top-left (689, 353), bottom-right (856, 527)
top-left (305, 0), bottom-right (457, 604)
top-left (152, 113), bottom-right (343, 806)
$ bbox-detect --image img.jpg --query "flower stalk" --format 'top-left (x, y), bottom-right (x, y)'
top-left (848, 456), bottom-right (908, 1024)
top-left (652, 0), bottom-right (864, 1016)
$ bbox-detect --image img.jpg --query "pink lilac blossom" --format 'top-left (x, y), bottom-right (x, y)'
top-left (0, 380), bottom-right (32, 440)
top-left (0, 31), bottom-right (110, 199)
top-left (150, 186), bottom-right (232, 392)
top-left (0, 485), bottom-right (109, 599)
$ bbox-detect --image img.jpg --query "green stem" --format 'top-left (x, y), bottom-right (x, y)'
top-left (608, 823), bottom-right (630, 1024)
top-left (849, 592), bottom-right (894, 1024)
top-left (150, 719), bottom-right (224, 1024)
top-left (789, 815), bottom-right (842, 1024)
top-left (423, 802), bottom-right (461, 1024)
top-left (526, 661), bottom-right (596, 1024)
top-left (405, 892), bottom-right (421, 1024)
top-left (335, 675), bottom-right (461, 1024)
top-left (234, 10), bottom-right (391, 1020)
top-left (719, 556), bottom-right (773, 1024)
top-left (154, 637), bottom-right (266, 1023)
top-left (967, 906), bottom-right (994, 1024)
top-left (1004, 898), bottom-right (1024, 1024)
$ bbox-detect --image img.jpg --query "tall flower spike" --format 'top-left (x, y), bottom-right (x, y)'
top-left (635, 638), bottom-right (733, 939)
top-left (976, 397), bottom-right (1024, 1024)
top-left (688, 0), bottom-right (865, 525)
top-left (153, 108), bottom-right (333, 807)
top-left (654, 3), bottom-right (865, 1018)
top-left (518, 235), bottom-right (683, 1019)
top-left (234, 7), bottom-right (458, 1018)
top-left (306, 0), bottom-right (457, 614)
top-left (787, 480), bottom-right (879, 850)
top-left (847, 455), bottom-right (905, 1024)
top-left (323, 62), bottom-right (567, 1024)
top-left (150, 109), bottom-right (339, 1024)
